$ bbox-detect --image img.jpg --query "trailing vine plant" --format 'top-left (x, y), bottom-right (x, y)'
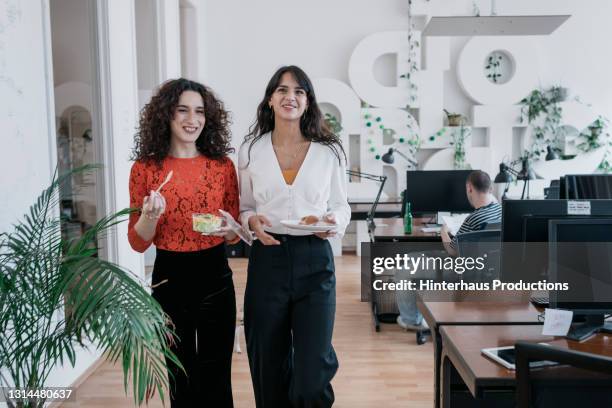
top-left (451, 125), bottom-right (472, 170)
top-left (428, 113), bottom-right (472, 170)
top-left (519, 85), bottom-right (567, 160)
top-left (399, 0), bottom-right (419, 106)
top-left (576, 115), bottom-right (612, 173)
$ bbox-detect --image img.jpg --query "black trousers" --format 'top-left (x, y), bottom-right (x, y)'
top-left (152, 244), bottom-right (236, 407)
top-left (244, 234), bottom-right (338, 408)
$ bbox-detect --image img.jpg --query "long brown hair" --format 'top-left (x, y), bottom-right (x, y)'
top-left (132, 78), bottom-right (233, 164)
top-left (242, 65), bottom-right (345, 166)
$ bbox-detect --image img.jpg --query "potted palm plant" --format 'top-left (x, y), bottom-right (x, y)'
top-left (0, 165), bottom-right (181, 408)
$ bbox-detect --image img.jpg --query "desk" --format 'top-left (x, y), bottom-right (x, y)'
top-left (440, 325), bottom-right (612, 407)
top-left (370, 217), bottom-right (441, 242)
top-left (349, 199), bottom-right (401, 220)
top-left (417, 292), bottom-right (542, 408)
top-left (363, 218), bottom-right (442, 331)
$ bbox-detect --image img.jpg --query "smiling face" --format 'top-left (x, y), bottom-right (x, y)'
top-left (268, 72), bottom-right (309, 122)
top-left (170, 90), bottom-right (205, 146)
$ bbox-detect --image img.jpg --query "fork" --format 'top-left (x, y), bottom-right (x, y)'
top-left (155, 170), bottom-right (173, 193)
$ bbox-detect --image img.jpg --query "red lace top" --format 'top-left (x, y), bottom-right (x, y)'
top-left (128, 155), bottom-right (239, 253)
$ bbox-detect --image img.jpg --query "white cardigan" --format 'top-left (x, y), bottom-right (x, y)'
top-left (238, 132), bottom-right (351, 237)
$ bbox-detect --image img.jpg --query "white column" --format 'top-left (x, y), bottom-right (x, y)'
top-left (96, 0), bottom-right (144, 279)
top-left (156, 0), bottom-right (181, 80)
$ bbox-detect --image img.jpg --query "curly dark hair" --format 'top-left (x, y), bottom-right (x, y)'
top-left (243, 65), bottom-right (345, 166)
top-left (132, 78), bottom-right (233, 164)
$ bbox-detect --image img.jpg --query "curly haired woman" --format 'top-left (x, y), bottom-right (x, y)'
top-left (128, 78), bottom-right (239, 407)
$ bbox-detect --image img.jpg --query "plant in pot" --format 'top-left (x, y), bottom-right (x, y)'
top-left (324, 113), bottom-right (342, 136)
top-left (519, 86), bottom-right (567, 159)
top-left (548, 85), bottom-right (569, 103)
top-left (444, 109), bottom-right (464, 127)
top-left (0, 165), bottom-right (181, 408)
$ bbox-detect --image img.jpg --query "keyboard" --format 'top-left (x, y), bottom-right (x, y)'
top-left (566, 324), bottom-right (599, 342)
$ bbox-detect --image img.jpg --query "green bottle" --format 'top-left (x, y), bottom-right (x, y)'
top-left (404, 202), bottom-right (413, 234)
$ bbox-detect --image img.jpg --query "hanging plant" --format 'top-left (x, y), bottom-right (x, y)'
top-left (399, 0), bottom-right (420, 106)
top-left (450, 125), bottom-right (471, 170)
top-left (519, 85), bottom-right (568, 160)
top-left (428, 124), bottom-right (472, 170)
top-left (576, 116), bottom-right (612, 173)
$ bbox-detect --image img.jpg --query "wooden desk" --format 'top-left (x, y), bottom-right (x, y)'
top-left (440, 325), bottom-right (612, 407)
top-left (349, 199), bottom-right (401, 220)
top-left (370, 217), bottom-right (441, 242)
top-left (417, 292), bottom-right (542, 408)
top-left (364, 218), bottom-right (442, 331)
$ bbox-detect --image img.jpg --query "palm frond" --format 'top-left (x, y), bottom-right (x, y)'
top-left (0, 164), bottom-right (179, 406)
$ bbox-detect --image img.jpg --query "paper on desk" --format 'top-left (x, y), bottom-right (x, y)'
top-left (218, 209), bottom-right (255, 246)
top-left (542, 308), bottom-right (573, 336)
top-left (421, 227), bottom-right (441, 233)
top-left (440, 213), bottom-right (469, 235)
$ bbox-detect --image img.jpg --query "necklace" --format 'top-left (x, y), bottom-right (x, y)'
top-left (272, 140), bottom-right (310, 170)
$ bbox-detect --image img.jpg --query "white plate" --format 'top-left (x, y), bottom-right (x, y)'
top-left (280, 220), bottom-right (337, 232)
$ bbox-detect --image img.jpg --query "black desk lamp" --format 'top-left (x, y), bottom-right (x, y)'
top-left (381, 147), bottom-right (418, 168)
top-left (545, 145), bottom-right (559, 161)
top-left (346, 170), bottom-right (387, 230)
top-left (494, 157), bottom-right (538, 199)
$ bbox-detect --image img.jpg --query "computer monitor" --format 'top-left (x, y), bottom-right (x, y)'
top-left (548, 218), bottom-right (612, 340)
top-left (544, 179), bottom-right (560, 199)
top-left (563, 174), bottom-right (612, 199)
top-left (500, 199), bottom-right (612, 282)
top-left (404, 170), bottom-right (473, 214)
top-left (559, 176), bottom-right (567, 199)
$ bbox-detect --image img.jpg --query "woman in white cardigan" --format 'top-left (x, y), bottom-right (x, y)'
top-left (238, 65), bottom-right (350, 407)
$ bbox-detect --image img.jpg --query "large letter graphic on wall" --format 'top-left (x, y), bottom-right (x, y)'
top-left (458, 37), bottom-right (538, 174)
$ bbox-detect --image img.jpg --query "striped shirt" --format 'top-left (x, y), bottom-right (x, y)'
top-left (450, 202), bottom-right (502, 250)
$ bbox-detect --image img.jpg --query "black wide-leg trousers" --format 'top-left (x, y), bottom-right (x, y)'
top-left (244, 234), bottom-right (338, 408)
top-left (152, 244), bottom-right (236, 407)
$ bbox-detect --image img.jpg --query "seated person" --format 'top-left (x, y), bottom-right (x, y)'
top-left (395, 170), bottom-right (502, 330)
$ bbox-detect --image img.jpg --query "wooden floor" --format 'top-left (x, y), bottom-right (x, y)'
top-left (60, 255), bottom-right (434, 407)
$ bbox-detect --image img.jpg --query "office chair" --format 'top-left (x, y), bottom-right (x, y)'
top-left (484, 222), bottom-right (501, 230)
top-left (416, 229), bottom-right (501, 345)
top-left (456, 229), bottom-right (501, 282)
top-left (515, 341), bottom-right (612, 407)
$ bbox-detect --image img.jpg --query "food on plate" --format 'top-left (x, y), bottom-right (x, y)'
top-left (299, 215), bottom-right (320, 225)
top-left (299, 215), bottom-right (335, 226)
top-left (192, 213), bottom-right (223, 233)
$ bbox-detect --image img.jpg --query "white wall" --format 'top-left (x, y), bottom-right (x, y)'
top-left (202, 0), bottom-right (612, 169)
top-left (0, 0), bottom-right (56, 234)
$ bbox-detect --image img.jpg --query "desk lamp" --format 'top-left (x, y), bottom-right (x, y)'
top-left (494, 157), bottom-right (538, 200)
top-left (381, 147), bottom-right (417, 168)
top-left (346, 170), bottom-right (387, 230)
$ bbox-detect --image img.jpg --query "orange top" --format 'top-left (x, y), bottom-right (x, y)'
top-left (128, 155), bottom-right (240, 253)
top-left (281, 169), bottom-right (298, 185)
